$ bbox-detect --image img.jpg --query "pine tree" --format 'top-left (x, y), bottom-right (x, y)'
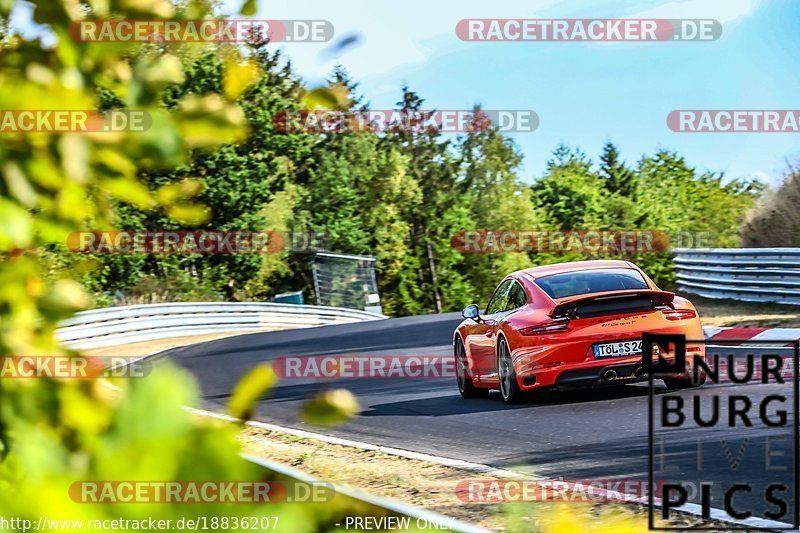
top-left (599, 141), bottom-right (635, 197)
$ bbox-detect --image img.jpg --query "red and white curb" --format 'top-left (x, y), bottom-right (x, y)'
top-left (703, 326), bottom-right (800, 341)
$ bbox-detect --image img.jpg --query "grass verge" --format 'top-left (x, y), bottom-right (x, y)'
top-left (693, 296), bottom-right (800, 327)
top-left (238, 427), bottom-right (738, 531)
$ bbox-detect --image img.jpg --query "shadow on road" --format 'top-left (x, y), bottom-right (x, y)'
top-left (359, 383), bottom-right (673, 417)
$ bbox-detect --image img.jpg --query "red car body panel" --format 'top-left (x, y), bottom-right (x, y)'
top-left (455, 260), bottom-right (704, 391)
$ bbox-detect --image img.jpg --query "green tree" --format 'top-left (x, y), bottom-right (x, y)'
top-left (531, 144), bottom-right (609, 230)
top-left (528, 144), bottom-right (761, 288)
top-left (86, 44), bottom-right (313, 302)
top-left (458, 114), bottom-right (550, 302)
top-left (598, 141), bottom-right (635, 197)
top-left (293, 69), bottom-right (374, 257)
top-left (380, 87), bottom-right (474, 314)
top-left (635, 149), bottom-right (761, 245)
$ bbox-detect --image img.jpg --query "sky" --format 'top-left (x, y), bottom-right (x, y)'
top-left (251, 0), bottom-right (800, 186)
top-left (11, 0), bottom-right (799, 186)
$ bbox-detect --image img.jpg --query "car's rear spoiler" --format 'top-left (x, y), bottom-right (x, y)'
top-left (549, 290), bottom-right (675, 319)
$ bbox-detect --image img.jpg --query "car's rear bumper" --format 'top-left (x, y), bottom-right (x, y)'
top-left (517, 352), bottom-right (704, 390)
top-left (509, 317), bottom-right (704, 391)
top-left (553, 360), bottom-right (645, 387)
top-left (518, 356), bottom-right (645, 390)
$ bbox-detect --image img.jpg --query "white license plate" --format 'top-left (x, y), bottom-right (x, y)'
top-left (593, 340), bottom-right (642, 358)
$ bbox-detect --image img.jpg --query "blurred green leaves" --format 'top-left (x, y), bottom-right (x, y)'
top-left (37, 278), bottom-right (91, 320)
top-left (0, 197), bottom-right (32, 250)
top-left (229, 365), bottom-right (278, 420)
top-left (223, 60), bottom-right (260, 101)
top-left (0, 1), bottom-right (362, 531)
top-left (100, 178), bottom-right (155, 209)
top-left (176, 94), bottom-right (248, 148)
top-left (301, 84), bottom-right (351, 111)
top-left (240, 0), bottom-right (258, 17)
top-left (301, 389), bottom-right (361, 426)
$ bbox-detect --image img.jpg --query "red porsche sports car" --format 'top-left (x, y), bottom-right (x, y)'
top-left (454, 260), bottom-right (706, 403)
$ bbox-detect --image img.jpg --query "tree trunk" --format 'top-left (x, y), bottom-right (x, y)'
top-left (426, 241), bottom-right (442, 313)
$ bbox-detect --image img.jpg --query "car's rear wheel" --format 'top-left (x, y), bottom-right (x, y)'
top-left (455, 337), bottom-right (489, 399)
top-left (498, 338), bottom-right (525, 404)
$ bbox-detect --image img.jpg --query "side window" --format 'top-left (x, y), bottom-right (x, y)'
top-left (504, 281), bottom-right (528, 311)
top-left (485, 280), bottom-right (513, 315)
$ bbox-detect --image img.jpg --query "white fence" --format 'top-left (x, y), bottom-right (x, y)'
top-left (674, 248), bottom-right (800, 305)
top-left (56, 302), bottom-right (387, 349)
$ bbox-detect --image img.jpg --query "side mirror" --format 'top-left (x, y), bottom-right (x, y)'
top-left (462, 304), bottom-right (481, 321)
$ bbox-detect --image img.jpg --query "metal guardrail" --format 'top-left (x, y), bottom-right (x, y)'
top-left (674, 248), bottom-right (800, 305)
top-left (57, 302), bottom-right (387, 349)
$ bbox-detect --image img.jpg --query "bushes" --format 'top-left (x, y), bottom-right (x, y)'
top-left (741, 164), bottom-right (800, 247)
top-left (530, 146), bottom-right (762, 289)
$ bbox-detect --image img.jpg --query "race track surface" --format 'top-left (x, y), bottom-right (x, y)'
top-left (164, 314), bottom-right (797, 524)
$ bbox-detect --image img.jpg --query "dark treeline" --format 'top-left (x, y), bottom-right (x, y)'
top-left (69, 47), bottom-right (762, 316)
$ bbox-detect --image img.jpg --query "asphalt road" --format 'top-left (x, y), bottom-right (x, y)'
top-left (164, 313), bottom-right (798, 527)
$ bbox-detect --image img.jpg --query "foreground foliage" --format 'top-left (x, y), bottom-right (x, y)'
top-left (0, 1), bottom-right (373, 531)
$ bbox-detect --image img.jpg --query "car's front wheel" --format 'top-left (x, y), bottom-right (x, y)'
top-left (498, 338), bottom-right (525, 404)
top-left (455, 337), bottom-right (489, 399)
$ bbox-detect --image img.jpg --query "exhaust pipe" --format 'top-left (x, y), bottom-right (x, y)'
top-left (602, 369), bottom-right (618, 381)
top-left (634, 366), bottom-right (644, 379)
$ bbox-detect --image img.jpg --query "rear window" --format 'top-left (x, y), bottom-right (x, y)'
top-left (534, 268), bottom-right (648, 299)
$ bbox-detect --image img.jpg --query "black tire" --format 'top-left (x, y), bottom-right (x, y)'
top-left (498, 338), bottom-right (526, 404)
top-left (663, 371), bottom-right (707, 390)
top-left (455, 337), bottom-right (489, 399)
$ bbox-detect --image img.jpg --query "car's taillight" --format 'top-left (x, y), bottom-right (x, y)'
top-left (520, 318), bottom-right (570, 335)
top-left (662, 309), bottom-right (697, 321)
